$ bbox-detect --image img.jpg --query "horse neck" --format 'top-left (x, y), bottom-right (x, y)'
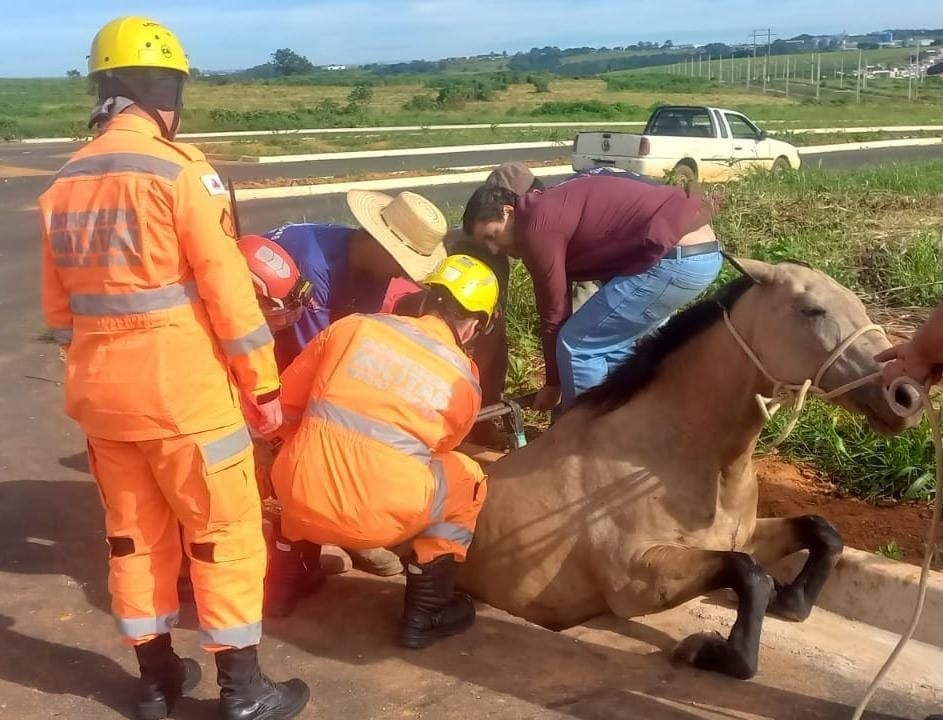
top-left (623, 315), bottom-right (772, 474)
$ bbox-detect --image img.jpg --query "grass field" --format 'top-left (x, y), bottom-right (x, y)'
top-left (3, 71), bottom-right (942, 139)
top-left (494, 162), bottom-right (942, 501)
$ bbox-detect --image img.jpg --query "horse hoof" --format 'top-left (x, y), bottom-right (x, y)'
top-left (768, 586), bottom-right (812, 622)
top-left (672, 632), bottom-right (724, 666)
top-left (672, 631), bottom-right (756, 680)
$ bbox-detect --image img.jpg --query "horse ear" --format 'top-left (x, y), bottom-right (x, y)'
top-left (723, 253), bottom-right (777, 285)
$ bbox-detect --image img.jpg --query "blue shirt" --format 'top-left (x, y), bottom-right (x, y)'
top-left (263, 223), bottom-right (387, 370)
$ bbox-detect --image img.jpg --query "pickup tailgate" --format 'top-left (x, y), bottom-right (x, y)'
top-left (573, 132), bottom-right (643, 165)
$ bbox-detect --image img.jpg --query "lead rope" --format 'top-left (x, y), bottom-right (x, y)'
top-left (721, 310), bottom-right (942, 719)
top-left (851, 378), bottom-right (941, 720)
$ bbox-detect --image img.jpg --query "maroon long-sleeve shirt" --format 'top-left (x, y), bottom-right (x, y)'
top-left (514, 174), bottom-right (710, 385)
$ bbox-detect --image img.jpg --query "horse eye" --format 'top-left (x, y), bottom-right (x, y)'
top-left (801, 306), bottom-right (827, 318)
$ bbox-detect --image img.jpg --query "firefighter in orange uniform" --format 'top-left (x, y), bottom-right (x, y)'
top-left (269, 254), bottom-right (498, 648)
top-left (39, 17), bottom-right (308, 720)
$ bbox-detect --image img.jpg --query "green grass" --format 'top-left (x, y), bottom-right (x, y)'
top-left (2, 73), bottom-right (942, 139)
top-left (760, 400), bottom-right (936, 501)
top-left (501, 162), bottom-right (942, 501)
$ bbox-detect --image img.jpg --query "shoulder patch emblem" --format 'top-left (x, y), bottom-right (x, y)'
top-left (201, 173), bottom-right (227, 196)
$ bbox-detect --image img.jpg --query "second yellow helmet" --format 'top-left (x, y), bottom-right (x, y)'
top-left (423, 254), bottom-right (499, 322)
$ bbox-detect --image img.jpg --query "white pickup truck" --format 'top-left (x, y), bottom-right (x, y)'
top-left (571, 105), bottom-right (801, 183)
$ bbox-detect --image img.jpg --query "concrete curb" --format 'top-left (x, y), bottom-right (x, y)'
top-left (799, 137), bottom-right (943, 154)
top-left (234, 140), bottom-right (568, 165)
top-left (234, 164), bottom-right (574, 201)
top-left (776, 547), bottom-right (943, 647)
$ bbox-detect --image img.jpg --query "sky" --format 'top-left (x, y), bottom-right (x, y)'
top-left (1, 0), bottom-right (940, 77)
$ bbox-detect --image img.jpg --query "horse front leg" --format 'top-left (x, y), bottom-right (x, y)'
top-left (745, 516), bottom-right (843, 622)
top-left (604, 545), bottom-right (773, 680)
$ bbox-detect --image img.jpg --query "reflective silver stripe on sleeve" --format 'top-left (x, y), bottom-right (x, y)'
top-left (55, 153), bottom-right (184, 182)
top-left (222, 324), bottom-right (274, 357)
top-left (69, 281), bottom-right (199, 316)
top-left (307, 399), bottom-right (430, 463)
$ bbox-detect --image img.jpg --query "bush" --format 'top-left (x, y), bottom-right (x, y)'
top-left (347, 82), bottom-right (374, 108)
top-left (605, 73), bottom-right (718, 93)
top-left (0, 117), bottom-right (20, 140)
top-left (527, 74), bottom-right (552, 93)
top-left (402, 94), bottom-right (438, 111)
top-left (530, 100), bottom-right (643, 119)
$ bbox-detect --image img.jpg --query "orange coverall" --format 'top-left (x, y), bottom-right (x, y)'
top-left (39, 113), bottom-right (277, 650)
top-left (271, 313), bottom-right (487, 564)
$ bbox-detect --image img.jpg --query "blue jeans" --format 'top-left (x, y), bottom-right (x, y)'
top-left (557, 251), bottom-right (723, 408)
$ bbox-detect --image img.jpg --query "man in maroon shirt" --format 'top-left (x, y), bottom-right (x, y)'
top-left (463, 173), bottom-right (722, 410)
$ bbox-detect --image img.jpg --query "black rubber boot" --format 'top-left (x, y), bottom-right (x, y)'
top-left (216, 646), bottom-right (310, 720)
top-left (397, 554), bottom-right (476, 649)
top-left (134, 633), bottom-right (202, 720)
top-left (263, 539), bottom-right (325, 619)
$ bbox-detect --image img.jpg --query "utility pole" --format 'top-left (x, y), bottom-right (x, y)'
top-left (840, 54), bottom-right (844, 89)
top-left (785, 56), bottom-right (790, 97)
top-left (816, 52), bottom-right (822, 100)
top-left (856, 49), bottom-right (862, 104)
top-left (698, 52), bottom-right (703, 77)
top-left (707, 54), bottom-right (712, 80)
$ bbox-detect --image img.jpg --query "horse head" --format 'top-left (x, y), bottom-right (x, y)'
top-left (727, 257), bottom-right (922, 435)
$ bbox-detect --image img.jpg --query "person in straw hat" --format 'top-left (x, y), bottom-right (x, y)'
top-left (237, 189), bottom-right (448, 605)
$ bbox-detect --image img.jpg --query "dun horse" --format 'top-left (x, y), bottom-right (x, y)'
top-left (459, 258), bottom-right (921, 680)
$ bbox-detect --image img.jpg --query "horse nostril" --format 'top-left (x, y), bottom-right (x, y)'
top-left (894, 384), bottom-right (919, 412)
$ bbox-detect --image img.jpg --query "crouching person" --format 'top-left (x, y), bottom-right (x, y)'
top-left (269, 255), bottom-right (498, 647)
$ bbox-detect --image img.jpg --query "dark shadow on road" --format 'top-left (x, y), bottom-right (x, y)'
top-left (263, 574), bottom-right (909, 720)
top-left (59, 452), bottom-right (90, 473)
top-left (0, 613), bottom-right (217, 719)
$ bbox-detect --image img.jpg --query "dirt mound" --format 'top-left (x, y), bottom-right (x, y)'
top-left (756, 456), bottom-right (939, 568)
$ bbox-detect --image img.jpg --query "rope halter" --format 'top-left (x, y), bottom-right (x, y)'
top-left (721, 309), bottom-right (887, 446)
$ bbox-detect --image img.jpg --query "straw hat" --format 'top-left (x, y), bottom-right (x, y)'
top-left (347, 190), bottom-right (448, 281)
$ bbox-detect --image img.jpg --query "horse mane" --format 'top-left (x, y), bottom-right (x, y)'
top-left (573, 274), bottom-right (756, 414)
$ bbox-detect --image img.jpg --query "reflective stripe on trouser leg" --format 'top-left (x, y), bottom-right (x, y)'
top-left (140, 424), bottom-right (266, 651)
top-left (414, 451), bottom-right (487, 564)
top-left (86, 436), bottom-right (183, 646)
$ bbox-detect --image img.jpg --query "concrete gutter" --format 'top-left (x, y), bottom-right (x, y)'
top-left (777, 547), bottom-right (943, 647)
top-left (462, 444), bottom-right (943, 649)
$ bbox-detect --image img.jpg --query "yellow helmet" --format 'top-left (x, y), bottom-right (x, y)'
top-left (88, 16), bottom-right (189, 76)
top-left (423, 254), bottom-right (499, 323)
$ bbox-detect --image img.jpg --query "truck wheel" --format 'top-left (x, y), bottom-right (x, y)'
top-left (670, 163), bottom-right (697, 186)
top-left (772, 156), bottom-right (791, 172)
